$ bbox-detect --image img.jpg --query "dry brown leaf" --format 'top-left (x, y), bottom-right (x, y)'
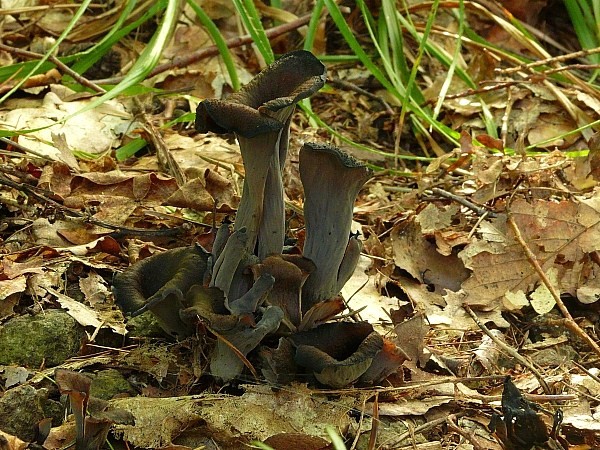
top-left (390, 218), bottom-right (469, 292)
top-left (47, 287), bottom-right (126, 335)
top-left (0, 430), bottom-right (27, 450)
top-left (461, 195), bottom-right (600, 310)
top-left (0, 277), bottom-right (26, 319)
top-left (163, 177), bottom-right (216, 212)
top-left (79, 272), bottom-right (111, 307)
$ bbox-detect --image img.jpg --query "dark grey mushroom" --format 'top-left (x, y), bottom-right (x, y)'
top-left (195, 50), bottom-right (326, 259)
top-left (111, 245), bottom-right (210, 338)
top-left (183, 275), bottom-right (280, 382)
top-left (209, 305), bottom-right (283, 382)
top-left (290, 322), bottom-right (379, 388)
top-left (251, 254), bottom-right (315, 330)
top-left (336, 231), bottom-right (363, 293)
top-left (299, 142), bottom-right (372, 307)
top-left (209, 228), bottom-right (250, 300)
top-left (55, 369), bottom-right (134, 450)
top-left (289, 322), bottom-right (405, 388)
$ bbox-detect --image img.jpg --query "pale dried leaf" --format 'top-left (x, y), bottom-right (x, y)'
top-left (47, 287), bottom-right (126, 335)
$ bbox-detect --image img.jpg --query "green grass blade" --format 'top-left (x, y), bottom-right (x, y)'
top-left (115, 138), bottom-right (148, 161)
top-left (325, 425), bottom-right (347, 450)
top-left (232, 0), bottom-right (274, 64)
top-left (0, 0), bottom-right (94, 104)
top-left (323, 0), bottom-right (459, 144)
top-left (63, 0), bottom-right (178, 119)
top-left (565, 0), bottom-right (600, 64)
top-left (0, 2), bottom-right (162, 84)
top-left (69, 0), bottom-right (141, 76)
top-left (303, 0), bottom-right (324, 52)
top-left (187, 0), bottom-right (241, 90)
top-left (381, 0), bottom-right (410, 86)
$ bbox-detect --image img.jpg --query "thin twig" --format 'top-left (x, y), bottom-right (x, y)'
top-left (368, 392), bottom-right (379, 450)
top-left (430, 187), bottom-right (497, 218)
top-left (0, 137), bottom-right (56, 162)
top-left (446, 413), bottom-right (488, 450)
top-left (506, 211), bottom-right (600, 358)
top-left (349, 394), bottom-right (370, 450)
top-left (497, 46), bottom-right (600, 75)
top-left (463, 304), bottom-right (551, 394)
top-left (380, 413), bottom-right (463, 449)
top-left (92, 12), bottom-right (316, 85)
top-left (0, 43), bottom-right (106, 93)
top-left (329, 78), bottom-right (394, 115)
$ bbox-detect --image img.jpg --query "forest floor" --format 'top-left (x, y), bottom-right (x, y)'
top-left (0, 1), bottom-right (599, 449)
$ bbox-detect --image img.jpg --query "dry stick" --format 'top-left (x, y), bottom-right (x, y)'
top-left (0, 137), bottom-right (56, 162)
top-left (430, 187), bottom-right (497, 218)
top-left (367, 392), bottom-right (379, 450)
top-left (446, 413), bottom-right (488, 450)
top-left (423, 80), bottom-right (522, 106)
top-left (424, 62), bottom-right (600, 106)
top-left (462, 304), bottom-right (551, 394)
top-left (381, 413), bottom-right (463, 449)
top-left (329, 78), bottom-right (394, 115)
top-left (207, 326), bottom-right (260, 381)
top-left (506, 212), bottom-right (600, 358)
top-left (572, 360), bottom-right (600, 386)
top-left (0, 43), bottom-right (106, 93)
top-left (92, 12), bottom-right (315, 85)
top-left (349, 394), bottom-right (370, 450)
top-left (498, 46), bottom-right (600, 75)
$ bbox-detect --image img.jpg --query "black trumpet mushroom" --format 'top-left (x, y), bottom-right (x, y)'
top-left (111, 50), bottom-right (406, 387)
top-left (299, 142), bottom-right (372, 308)
top-left (112, 245), bottom-right (209, 338)
top-left (195, 50), bottom-right (326, 259)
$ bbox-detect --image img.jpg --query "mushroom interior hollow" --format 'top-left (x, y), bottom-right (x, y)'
top-left (290, 322), bottom-right (374, 360)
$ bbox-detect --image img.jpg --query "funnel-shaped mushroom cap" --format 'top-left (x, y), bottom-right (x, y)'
top-left (229, 50), bottom-right (327, 119)
top-left (55, 369), bottom-right (134, 450)
top-left (290, 322), bottom-right (382, 388)
top-left (300, 142), bottom-right (372, 306)
top-left (112, 245), bottom-right (210, 338)
top-left (195, 100), bottom-right (283, 138)
top-left (195, 51), bottom-right (326, 258)
top-left (210, 305), bottom-right (284, 382)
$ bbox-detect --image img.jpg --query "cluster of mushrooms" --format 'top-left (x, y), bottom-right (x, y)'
top-left (113, 50), bottom-right (405, 387)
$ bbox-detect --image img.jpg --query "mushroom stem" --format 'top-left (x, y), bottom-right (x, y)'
top-left (299, 142), bottom-right (372, 307)
top-left (210, 305), bottom-right (284, 381)
top-left (195, 50), bottom-right (326, 259)
top-left (336, 232), bottom-right (363, 293)
top-left (234, 132), bottom-right (283, 255)
top-left (257, 150), bottom-right (286, 259)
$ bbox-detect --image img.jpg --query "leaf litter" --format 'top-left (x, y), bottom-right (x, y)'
top-left (0, 2), bottom-right (600, 449)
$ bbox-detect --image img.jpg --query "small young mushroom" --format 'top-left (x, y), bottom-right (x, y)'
top-left (358, 337), bottom-right (408, 385)
top-left (209, 305), bottom-right (284, 382)
top-left (55, 369), bottom-right (134, 450)
top-left (335, 231), bottom-right (363, 294)
top-left (183, 275), bottom-right (279, 382)
top-left (210, 228), bottom-right (250, 300)
top-left (195, 50), bottom-right (326, 259)
top-left (251, 254), bottom-right (315, 329)
top-left (299, 142), bottom-right (372, 307)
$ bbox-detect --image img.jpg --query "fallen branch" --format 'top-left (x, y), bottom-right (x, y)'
top-left (0, 43), bottom-right (106, 94)
top-left (507, 211), bottom-right (600, 359)
top-left (92, 12), bottom-right (316, 85)
top-left (463, 304), bottom-right (551, 394)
